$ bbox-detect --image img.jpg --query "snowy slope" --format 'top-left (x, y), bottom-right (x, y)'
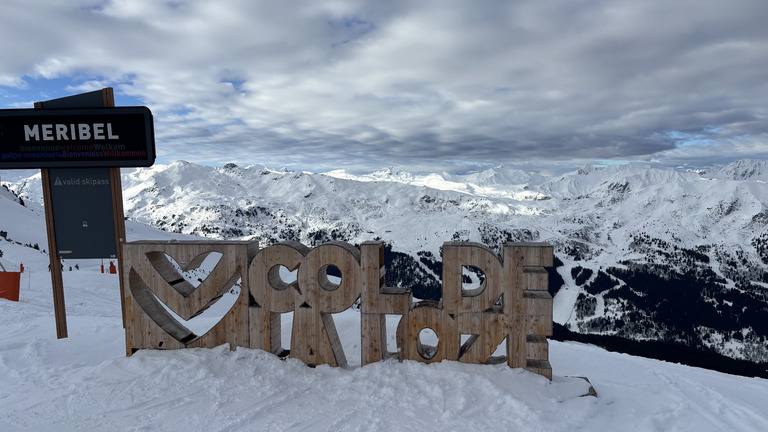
top-left (705, 159), bottom-right (768, 181)
top-left (2, 181), bottom-right (768, 431)
top-left (1, 219), bottom-right (767, 431)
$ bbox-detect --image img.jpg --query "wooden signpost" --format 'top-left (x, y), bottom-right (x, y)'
top-left (0, 88), bottom-right (155, 338)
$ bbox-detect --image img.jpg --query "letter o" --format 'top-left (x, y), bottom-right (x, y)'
top-left (298, 242), bottom-right (361, 313)
top-left (249, 241), bottom-right (309, 312)
top-left (397, 301), bottom-right (458, 363)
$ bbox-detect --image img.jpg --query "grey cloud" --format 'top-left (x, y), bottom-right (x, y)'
top-left (1, 0), bottom-right (766, 174)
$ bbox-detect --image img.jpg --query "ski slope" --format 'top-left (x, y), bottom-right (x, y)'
top-left (1, 209), bottom-right (766, 431)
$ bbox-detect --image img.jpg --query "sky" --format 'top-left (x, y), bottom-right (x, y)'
top-left (0, 0), bottom-right (767, 175)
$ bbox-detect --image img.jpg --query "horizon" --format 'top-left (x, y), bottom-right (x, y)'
top-left (1, 157), bottom-right (762, 186)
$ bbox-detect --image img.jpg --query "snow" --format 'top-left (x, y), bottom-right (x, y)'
top-left (2, 212), bottom-right (768, 431)
top-left (3, 161), bottom-right (768, 431)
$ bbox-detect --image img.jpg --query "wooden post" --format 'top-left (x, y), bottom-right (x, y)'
top-left (102, 88), bottom-right (130, 329)
top-left (39, 165), bottom-right (67, 338)
top-left (360, 241), bottom-right (411, 365)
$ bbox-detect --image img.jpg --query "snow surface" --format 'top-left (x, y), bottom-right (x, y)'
top-left (2, 189), bottom-right (768, 431)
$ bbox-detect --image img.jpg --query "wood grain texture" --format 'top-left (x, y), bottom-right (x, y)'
top-left (360, 242), bottom-right (411, 365)
top-left (122, 240), bottom-right (555, 379)
top-left (123, 240), bottom-right (256, 355)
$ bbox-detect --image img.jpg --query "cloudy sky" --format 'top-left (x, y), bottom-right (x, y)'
top-left (1, 0), bottom-right (766, 174)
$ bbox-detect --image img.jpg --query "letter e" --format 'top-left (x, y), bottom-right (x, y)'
top-left (93, 123), bottom-right (105, 140)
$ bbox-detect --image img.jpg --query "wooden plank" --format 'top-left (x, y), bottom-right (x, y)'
top-left (360, 313), bottom-right (386, 365)
top-left (360, 242), bottom-right (410, 314)
top-left (360, 242), bottom-right (384, 314)
top-left (396, 310), bottom-right (410, 361)
top-left (526, 334), bottom-right (549, 360)
top-left (269, 312), bottom-right (283, 355)
top-left (440, 244), bottom-right (461, 313)
top-left (524, 267), bottom-right (549, 291)
top-left (504, 243), bottom-right (554, 267)
top-left (524, 290), bottom-right (553, 337)
top-left (127, 268), bottom-right (194, 342)
top-left (525, 314), bottom-right (553, 337)
top-left (290, 306), bottom-right (341, 367)
top-left (110, 166), bottom-right (128, 329)
top-left (502, 244), bottom-right (526, 369)
top-left (525, 359), bottom-right (553, 380)
top-left (457, 312), bottom-right (506, 364)
top-left (101, 88), bottom-right (130, 331)
top-left (322, 312), bottom-right (347, 367)
top-left (506, 314), bottom-right (526, 369)
top-left (122, 255), bottom-right (136, 356)
top-left (360, 242), bottom-right (410, 365)
top-left (523, 290), bottom-right (553, 315)
top-left (249, 306), bottom-right (271, 352)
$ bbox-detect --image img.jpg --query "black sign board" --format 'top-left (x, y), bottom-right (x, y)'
top-left (0, 106), bottom-right (154, 168)
top-left (48, 167), bottom-right (117, 259)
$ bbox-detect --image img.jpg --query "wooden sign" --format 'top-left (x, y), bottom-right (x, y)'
top-left (32, 88), bottom-right (132, 339)
top-left (122, 240), bottom-right (554, 379)
top-left (0, 106), bottom-right (155, 168)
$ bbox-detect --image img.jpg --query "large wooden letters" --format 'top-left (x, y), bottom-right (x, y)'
top-left (123, 240), bottom-right (554, 379)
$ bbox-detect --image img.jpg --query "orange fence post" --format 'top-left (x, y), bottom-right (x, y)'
top-left (0, 271), bottom-right (21, 301)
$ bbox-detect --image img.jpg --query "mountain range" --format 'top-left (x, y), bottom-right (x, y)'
top-left (4, 158), bottom-right (768, 372)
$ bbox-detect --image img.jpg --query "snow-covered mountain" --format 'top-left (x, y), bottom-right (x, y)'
top-left (5, 159), bottom-right (768, 368)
